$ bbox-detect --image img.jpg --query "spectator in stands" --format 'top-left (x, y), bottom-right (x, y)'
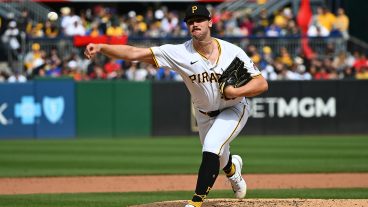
top-left (355, 65), bottom-right (368, 79)
top-left (276, 47), bottom-right (293, 67)
top-left (156, 68), bottom-right (177, 81)
top-left (126, 61), bottom-right (148, 81)
top-left (273, 60), bottom-right (288, 80)
top-left (61, 7), bottom-right (72, 32)
top-left (0, 71), bottom-right (8, 82)
top-left (87, 22), bottom-right (103, 37)
top-left (239, 16), bottom-right (253, 36)
top-left (259, 47), bottom-right (277, 81)
top-left (322, 58), bottom-right (338, 79)
top-left (104, 58), bottom-right (121, 79)
top-left (89, 64), bottom-right (107, 80)
top-left (65, 19), bottom-right (86, 36)
top-left (353, 53), bottom-right (368, 72)
top-left (313, 66), bottom-right (329, 80)
top-left (333, 8), bottom-right (349, 39)
top-left (106, 21), bottom-right (124, 37)
top-left (332, 51), bottom-right (349, 72)
top-left (285, 63), bottom-right (303, 80)
top-left (284, 20), bottom-right (301, 36)
top-left (223, 12), bottom-right (239, 36)
top-left (61, 7), bottom-right (82, 36)
top-left (259, 46), bottom-right (274, 67)
top-left (19, 9), bottom-right (33, 34)
top-left (119, 16), bottom-right (130, 36)
top-left (342, 66), bottom-right (355, 79)
top-left (212, 19), bottom-right (225, 37)
top-left (144, 7), bottom-right (155, 26)
top-left (24, 43), bottom-right (45, 77)
top-left (45, 21), bottom-right (59, 38)
top-left (1, 20), bottom-right (21, 67)
top-left (79, 9), bottom-right (90, 32)
top-left (29, 22), bottom-right (44, 38)
top-left (160, 11), bottom-right (179, 37)
top-left (322, 42), bottom-right (335, 59)
top-left (307, 17), bottom-right (330, 37)
top-left (294, 56), bottom-right (312, 80)
top-left (316, 6), bottom-right (336, 32)
top-left (45, 48), bottom-right (62, 77)
top-left (96, 6), bottom-right (111, 34)
top-left (66, 60), bottom-right (84, 81)
top-left (273, 10), bottom-right (288, 30)
top-left (146, 21), bottom-right (161, 38)
top-left (253, 9), bottom-right (270, 35)
top-left (7, 70), bottom-right (27, 83)
top-left (246, 45), bottom-right (261, 66)
top-left (135, 15), bottom-right (148, 36)
top-left (265, 23), bottom-right (282, 37)
top-left (145, 63), bottom-right (157, 80)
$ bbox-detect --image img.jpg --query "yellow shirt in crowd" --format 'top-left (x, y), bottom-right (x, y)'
top-left (334, 14), bottom-right (349, 32)
top-left (317, 12), bottom-right (336, 31)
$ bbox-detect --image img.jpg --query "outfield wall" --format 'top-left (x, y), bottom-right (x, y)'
top-left (0, 80), bottom-right (367, 138)
top-left (152, 80), bottom-right (368, 135)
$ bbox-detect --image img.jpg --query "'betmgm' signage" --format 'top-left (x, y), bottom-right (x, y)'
top-left (249, 97), bottom-right (336, 118)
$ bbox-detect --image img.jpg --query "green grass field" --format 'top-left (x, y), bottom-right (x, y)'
top-left (0, 135), bottom-right (367, 177)
top-left (0, 135), bottom-right (367, 206)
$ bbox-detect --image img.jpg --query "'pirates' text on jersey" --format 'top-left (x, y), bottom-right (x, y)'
top-left (150, 38), bottom-right (261, 112)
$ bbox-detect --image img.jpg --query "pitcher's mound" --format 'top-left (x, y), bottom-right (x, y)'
top-left (130, 198), bottom-right (368, 207)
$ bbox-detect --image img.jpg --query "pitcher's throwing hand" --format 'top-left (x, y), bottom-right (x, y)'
top-left (84, 43), bottom-right (101, 59)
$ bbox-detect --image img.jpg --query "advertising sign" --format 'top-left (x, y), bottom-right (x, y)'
top-left (0, 83), bottom-right (35, 138)
top-left (35, 79), bottom-right (75, 138)
top-left (0, 79), bottom-right (75, 139)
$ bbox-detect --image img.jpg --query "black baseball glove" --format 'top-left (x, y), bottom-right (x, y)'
top-left (218, 57), bottom-right (252, 97)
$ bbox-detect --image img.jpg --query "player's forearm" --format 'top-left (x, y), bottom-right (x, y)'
top-left (225, 76), bottom-right (268, 98)
top-left (98, 44), bottom-right (136, 60)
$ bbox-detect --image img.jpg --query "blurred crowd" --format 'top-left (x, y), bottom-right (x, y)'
top-left (0, 2), bottom-right (367, 83)
top-left (1, 3), bottom-right (351, 39)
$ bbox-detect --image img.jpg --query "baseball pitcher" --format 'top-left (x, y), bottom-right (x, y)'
top-left (84, 4), bottom-right (268, 207)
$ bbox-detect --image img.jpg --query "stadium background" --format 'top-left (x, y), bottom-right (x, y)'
top-left (0, 0), bottom-right (367, 206)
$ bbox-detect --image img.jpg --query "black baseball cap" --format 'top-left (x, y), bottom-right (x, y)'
top-left (184, 4), bottom-right (211, 22)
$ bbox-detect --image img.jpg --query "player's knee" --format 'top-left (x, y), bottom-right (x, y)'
top-left (202, 145), bottom-right (222, 156)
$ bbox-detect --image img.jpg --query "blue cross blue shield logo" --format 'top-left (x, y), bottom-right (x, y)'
top-left (42, 96), bottom-right (65, 124)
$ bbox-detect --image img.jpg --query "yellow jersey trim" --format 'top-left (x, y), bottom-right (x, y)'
top-left (217, 105), bottom-right (246, 155)
top-left (194, 44), bottom-right (207, 59)
top-left (214, 38), bottom-right (221, 65)
top-left (149, 48), bottom-right (159, 68)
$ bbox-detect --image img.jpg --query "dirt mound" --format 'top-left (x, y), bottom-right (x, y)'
top-left (1, 173), bottom-right (367, 195)
top-left (130, 199), bottom-right (368, 207)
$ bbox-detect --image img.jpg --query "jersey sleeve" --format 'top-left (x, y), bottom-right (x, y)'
top-left (237, 50), bottom-right (262, 77)
top-left (150, 44), bottom-right (178, 71)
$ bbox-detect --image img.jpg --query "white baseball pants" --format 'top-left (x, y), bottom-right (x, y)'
top-left (195, 100), bottom-right (250, 169)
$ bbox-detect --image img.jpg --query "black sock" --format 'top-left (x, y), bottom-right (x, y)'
top-left (222, 154), bottom-right (232, 174)
top-left (192, 151), bottom-right (220, 202)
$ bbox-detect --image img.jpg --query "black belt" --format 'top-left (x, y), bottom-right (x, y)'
top-left (199, 110), bottom-right (220, 117)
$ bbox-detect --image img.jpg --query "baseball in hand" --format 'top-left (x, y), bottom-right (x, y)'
top-left (47, 12), bottom-right (58, 21)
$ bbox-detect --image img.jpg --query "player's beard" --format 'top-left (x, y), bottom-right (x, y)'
top-left (191, 31), bottom-right (209, 41)
top-left (191, 28), bottom-right (210, 42)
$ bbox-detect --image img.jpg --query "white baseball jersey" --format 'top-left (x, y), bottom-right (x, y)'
top-left (151, 38), bottom-right (261, 165)
top-left (150, 38), bottom-right (261, 112)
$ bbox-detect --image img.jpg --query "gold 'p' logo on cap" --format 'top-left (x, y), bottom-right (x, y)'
top-left (192, 6), bottom-right (197, 14)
